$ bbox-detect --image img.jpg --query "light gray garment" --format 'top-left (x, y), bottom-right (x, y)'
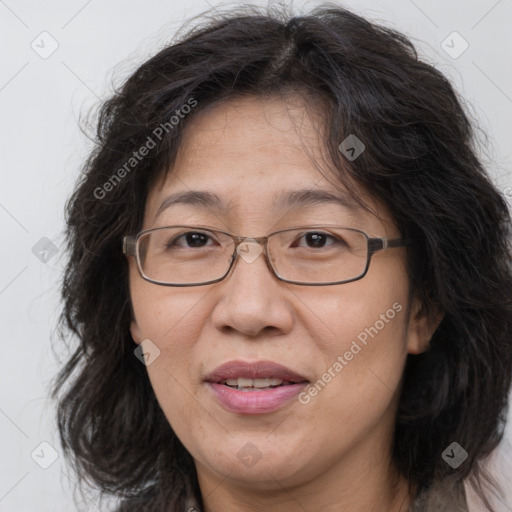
top-left (407, 480), bottom-right (469, 512)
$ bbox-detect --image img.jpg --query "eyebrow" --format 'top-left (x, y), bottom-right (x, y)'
top-left (154, 188), bottom-right (362, 220)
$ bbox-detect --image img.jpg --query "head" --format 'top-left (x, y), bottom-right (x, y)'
top-left (53, 3), bottom-right (512, 512)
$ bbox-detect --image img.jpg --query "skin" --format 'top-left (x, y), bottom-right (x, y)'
top-left (128, 95), bottom-right (442, 512)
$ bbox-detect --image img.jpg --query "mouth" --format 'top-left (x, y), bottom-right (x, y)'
top-left (204, 360), bottom-right (309, 414)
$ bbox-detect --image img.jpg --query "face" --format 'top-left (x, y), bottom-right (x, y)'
top-left (128, 95), bottom-right (438, 495)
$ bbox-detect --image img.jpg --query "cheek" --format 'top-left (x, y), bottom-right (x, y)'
top-left (132, 297), bottom-right (210, 439)
top-left (130, 266), bottom-right (211, 343)
top-left (295, 258), bottom-right (410, 416)
top-left (298, 255), bottom-right (409, 356)
top-left (129, 273), bottom-right (212, 406)
top-left (305, 296), bottom-right (408, 395)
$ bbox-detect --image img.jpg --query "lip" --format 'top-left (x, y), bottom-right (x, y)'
top-left (204, 360), bottom-right (308, 383)
top-left (204, 360), bottom-right (309, 415)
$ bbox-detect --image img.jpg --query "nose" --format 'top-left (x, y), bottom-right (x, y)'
top-left (210, 240), bottom-right (294, 338)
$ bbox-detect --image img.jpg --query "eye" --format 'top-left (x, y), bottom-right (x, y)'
top-left (293, 231), bottom-right (346, 249)
top-left (168, 231), bottom-right (217, 249)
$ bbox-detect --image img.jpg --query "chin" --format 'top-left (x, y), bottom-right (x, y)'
top-left (192, 436), bottom-right (319, 488)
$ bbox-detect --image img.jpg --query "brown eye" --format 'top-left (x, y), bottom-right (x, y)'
top-left (169, 231), bottom-right (214, 249)
top-left (292, 231), bottom-right (345, 249)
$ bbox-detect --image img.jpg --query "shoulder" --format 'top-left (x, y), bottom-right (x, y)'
top-left (408, 479), bottom-right (469, 512)
top-left (407, 481), bottom-right (469, 512)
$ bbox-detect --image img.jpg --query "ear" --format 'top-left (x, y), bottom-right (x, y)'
top-left (130, 318), bottom-right (143, 345)
top-left (406, 296), bottom-right (444, 355)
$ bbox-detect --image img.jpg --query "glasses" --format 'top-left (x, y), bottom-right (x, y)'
top-left (123, 224), bottom-right (412, 287)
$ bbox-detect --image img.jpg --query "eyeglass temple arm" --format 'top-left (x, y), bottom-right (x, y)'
top-left (368, 237), bottom-right (414, 254)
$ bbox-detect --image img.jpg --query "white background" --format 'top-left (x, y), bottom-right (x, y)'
top-left (1, 0), bottom-right (511, 511)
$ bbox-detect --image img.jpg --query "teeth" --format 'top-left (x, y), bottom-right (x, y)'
top-left (238, 377), bottom-right (254, 388)
top-left (253, 378), bottom-right (272, 388)
top-left (222, 377), bottom-right (286, 389)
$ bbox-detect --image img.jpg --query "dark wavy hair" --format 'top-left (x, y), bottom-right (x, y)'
top-left (51, 3), bottom-right (512, 511)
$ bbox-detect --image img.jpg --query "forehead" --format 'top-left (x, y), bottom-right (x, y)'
top-left (144, 95), bottom-right (391, 231)
top-left (173, 94), bottom-right (327, 176)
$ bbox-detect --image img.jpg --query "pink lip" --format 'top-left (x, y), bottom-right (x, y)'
top-left (204, 360), bottom-right (309, 415)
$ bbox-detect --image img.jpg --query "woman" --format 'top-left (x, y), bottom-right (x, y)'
top-left (52, 4), bottom-right (512, 511)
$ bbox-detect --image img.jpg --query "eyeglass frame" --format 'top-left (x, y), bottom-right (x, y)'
top-left (123, 224), bottom-right (413, 287)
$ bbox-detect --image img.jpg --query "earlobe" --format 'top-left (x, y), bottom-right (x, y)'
top-left (406, 297), bottom-right (444, 355)
top-left (130, 319), bottom-right (143, 345)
